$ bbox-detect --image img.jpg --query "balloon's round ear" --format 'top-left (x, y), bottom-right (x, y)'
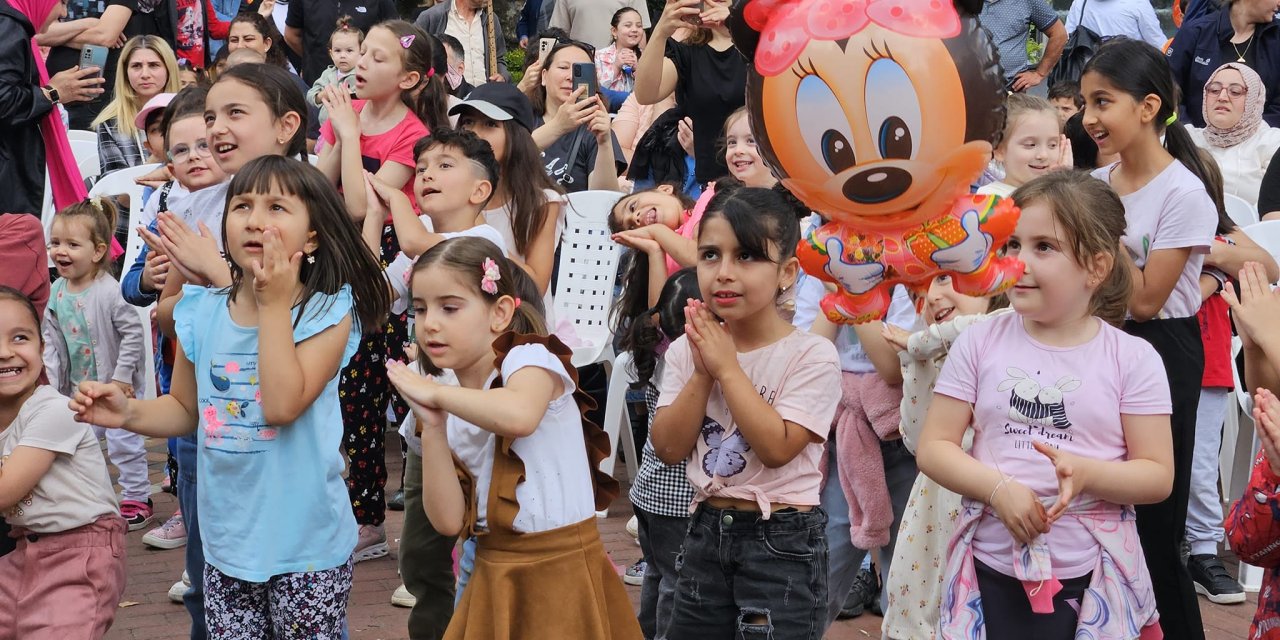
top-left (728, 0), bottom-right (761, 64)
top-left (954, 0), bottom-right (983, 17)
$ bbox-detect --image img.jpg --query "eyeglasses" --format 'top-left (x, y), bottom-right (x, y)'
top-left (1206, 82), bottom-right (1247, 98)
top-left (169, 140), bottom-right (211, 164)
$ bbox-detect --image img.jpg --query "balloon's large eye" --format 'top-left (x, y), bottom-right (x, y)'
top-left (864, 58), bottom-right (921, 160)
top-left (797, 74), bottom-right (858, 175)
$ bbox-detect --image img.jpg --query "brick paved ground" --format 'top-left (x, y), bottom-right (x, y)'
top-left (104, 434), bottom-right (1254, 640)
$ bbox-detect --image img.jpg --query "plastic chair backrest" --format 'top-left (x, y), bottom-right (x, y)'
top-left (71, 139), bottom-right (100, 179)
top-left (89, 163), bottom-right (162, 249)
top-left (67, 129), bottom-right (96, 144)
top-left (555, 190), bottom-right (624, 368)
top-left (1225, 193), bottom-right (1259, 229)
top-left (1242, 220), bottom-right (1280, 263)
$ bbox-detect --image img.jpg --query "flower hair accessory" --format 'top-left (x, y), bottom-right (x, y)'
top-left (744, 0), bottom-right (962, 76)
top-left (400, 34), bottom-right (416, 48)
top-left (480, 257), bottom-right (501, 294)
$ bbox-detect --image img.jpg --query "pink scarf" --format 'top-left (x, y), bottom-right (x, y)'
top-left (1202, 63), bottom-right (1266, 148)
top-left (6, 0), bottom-right (121, 258)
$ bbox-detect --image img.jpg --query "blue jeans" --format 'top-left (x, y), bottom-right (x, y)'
top-left (821, 436), bottom-right (918, 628)
top-left (659, 505), bottom-right (828, 640)
top-left (635, 507), bottom-right (689, 640)
top-left (455, 536), bottom-right (477, 607)
top-left (176, 435), bottom-right (206, 640)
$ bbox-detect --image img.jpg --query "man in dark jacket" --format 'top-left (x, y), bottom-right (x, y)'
top-left (1168, 1), bottom-right (1280, 128)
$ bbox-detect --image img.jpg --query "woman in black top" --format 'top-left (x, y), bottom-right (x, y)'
top-left (529, 40), bottom-right (625, 193)
top-left (634, 0), bottom-right (746, 186)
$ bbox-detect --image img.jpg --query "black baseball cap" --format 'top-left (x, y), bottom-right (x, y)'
top-left (448, 83), bottom-right (536, 133)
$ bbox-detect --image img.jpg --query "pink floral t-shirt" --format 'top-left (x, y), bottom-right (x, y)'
top-left (657, 330), bottom-right (841, 517)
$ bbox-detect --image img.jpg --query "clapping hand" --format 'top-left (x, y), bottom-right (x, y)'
top-left (1221, 262), bottom-right (1280, 350)
top-left (684, 299), bottom-right (738, 381)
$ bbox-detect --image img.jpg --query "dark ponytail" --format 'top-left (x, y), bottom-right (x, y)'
top-left (622, 268), bottom-right (701, 388)
top-left (1083, 38), bottom-right (1216, 195)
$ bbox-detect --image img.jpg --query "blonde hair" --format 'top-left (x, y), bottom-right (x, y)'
top-left (994, 93), bottom-right (1059, 150)
top-left (92, 36), bottom-right (182, 137)
top-left (54, 197), bottom-right (119, 276)
top-left (1011, 171), bottom-right (1133, 327)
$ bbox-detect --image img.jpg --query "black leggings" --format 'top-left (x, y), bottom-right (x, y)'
top-left (975, 559), bottom-right (1091, 640)
top-left (1124, 317), bottom-right (1205, 640)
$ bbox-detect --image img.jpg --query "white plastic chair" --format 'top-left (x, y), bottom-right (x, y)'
top-left (1225, 194), bottom-right (1259, 229)
top-left (67, 129), bottom-right (96, 144)
top-left (553, 190), bottom-right (624, 369)
top-left (598, 351), bottom-right (640, 482)
top-left (88, 163), bottom-right (161, 236)
top-left (71, 139), bottom-right (100, 181)
top-left (1243, 220), bottom-right (1280, 263)
top-left (121, 224), bottom-right (158, 401)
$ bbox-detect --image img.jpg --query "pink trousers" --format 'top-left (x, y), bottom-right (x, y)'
top-left (0, 515), bottom-right (127, 640)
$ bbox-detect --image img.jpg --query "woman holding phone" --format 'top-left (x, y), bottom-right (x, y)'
top-left (0, 0), bottom-right (104, 218)
top-left (634, 0), bottom-right (745, 187)
top-left (530, 39), bottom-right (625, 194)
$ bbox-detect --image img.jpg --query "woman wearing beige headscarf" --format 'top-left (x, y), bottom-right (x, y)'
top-left (1188, 62), bottom-right (1280, 207)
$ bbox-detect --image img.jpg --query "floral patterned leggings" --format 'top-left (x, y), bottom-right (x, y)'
top-left (340, 332), bottom-right (390, 527)
top-left (203, 558), bottom-right (353, 639)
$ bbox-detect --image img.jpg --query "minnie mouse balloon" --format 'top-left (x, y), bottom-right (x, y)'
top-left (729, 0), bottom-right (1024, 323)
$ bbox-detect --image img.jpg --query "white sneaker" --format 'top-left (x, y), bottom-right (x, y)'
top-left (391, 583), bottom-right (417, 608)
top-left (167, 571), bottom-right (190, 604)
top-left (626, 515), bottom-right (639, 539)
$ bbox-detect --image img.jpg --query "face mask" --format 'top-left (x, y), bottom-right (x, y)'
top-left (446, 67), bottom-right (463, 90)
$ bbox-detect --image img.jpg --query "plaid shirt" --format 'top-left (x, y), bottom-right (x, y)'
top-left (95, 118), bottom-right (145, 176)
top-left (628, 370), bottom-right (696, 518)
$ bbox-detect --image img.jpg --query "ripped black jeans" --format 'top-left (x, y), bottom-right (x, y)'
top-left (659, 504), bottom-right (828, 640)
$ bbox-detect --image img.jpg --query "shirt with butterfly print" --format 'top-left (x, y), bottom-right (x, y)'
top-left (657, 330), bottom-right (841, 518)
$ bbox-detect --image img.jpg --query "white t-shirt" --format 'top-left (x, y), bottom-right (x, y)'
top-left (448, 342), bottom-right (596, 532)
top-left (792, 274), bottom-right (917, 374)
top-left (0, 386), bottom-right (118, 533)
top-left (172, 180), bottom-right (230, 246)
top-left (385, 223), bottom-right (510, 315)
top-left (976, 181), bottom-right (1016, 198)
top-left (1093, 161), bottom-right (1215, 319)
top-left (139, 181), bottom-right (191, 230)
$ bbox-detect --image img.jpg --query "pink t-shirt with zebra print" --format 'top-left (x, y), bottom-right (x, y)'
top-left (933, 311), bottom-right (1170, 579)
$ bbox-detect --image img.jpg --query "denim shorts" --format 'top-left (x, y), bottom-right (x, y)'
top-left (660, 504), bottom-right (828, 640)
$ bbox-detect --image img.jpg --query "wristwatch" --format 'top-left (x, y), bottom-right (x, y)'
top-left (42, 85), bottom-right (60, 104)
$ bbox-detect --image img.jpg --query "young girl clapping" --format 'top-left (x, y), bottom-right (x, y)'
top-left (650, 187), bottom-right (842, 639)
top-left (385, 237), bottom-right (641, 639)
top-left (71, 157), bottom-right (390, 635)
top-left (918, 171), bottom-right (1172, 639)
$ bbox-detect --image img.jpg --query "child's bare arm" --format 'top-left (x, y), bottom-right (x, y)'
top-left (0, 447), bottom-right (56, 510)
top-left (424, 368), bottom-right (563, 440)
top-left (1129, 248), bottom-right (1192, 321)
top-left (651, 378), bottom-right (713, 465)
top-left (417, 410), bottom-right (467, 537)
